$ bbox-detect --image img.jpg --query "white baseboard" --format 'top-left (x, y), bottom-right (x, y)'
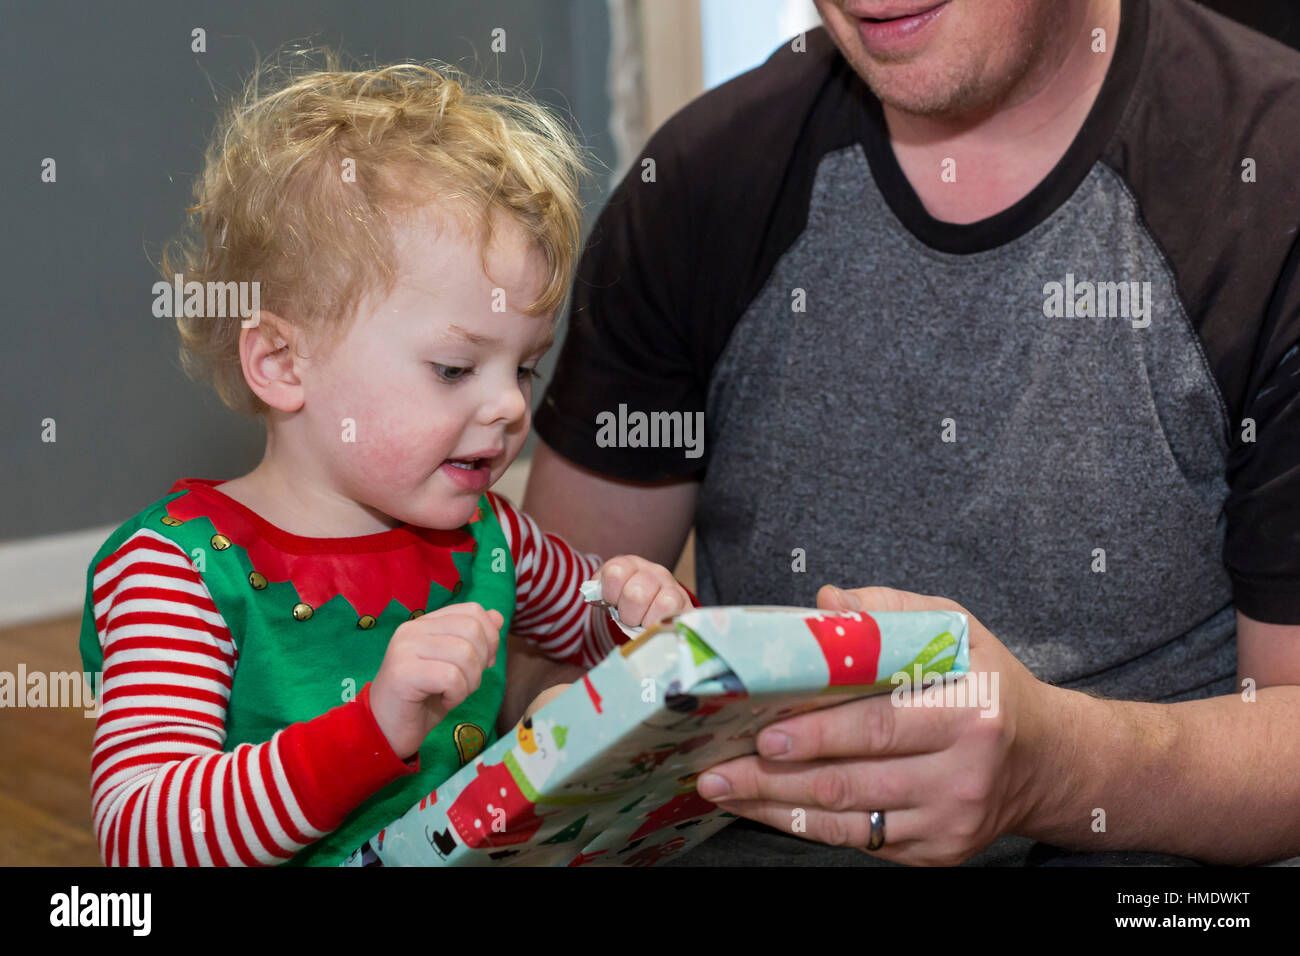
top-left (0, 524), bottom-right (119, 629)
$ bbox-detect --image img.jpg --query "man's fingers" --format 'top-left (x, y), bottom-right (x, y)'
top-left (755, 690), bottom-right (963, 761)
top-left (696, 751), bottom-right (936, 811)
top-left (817, 583), bottom-right (957, 614)
top-left (700, 798), bottom-right (925, 858)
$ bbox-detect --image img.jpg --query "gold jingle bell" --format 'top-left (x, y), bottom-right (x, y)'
top-left (454, 723), bottom-right (486, 764)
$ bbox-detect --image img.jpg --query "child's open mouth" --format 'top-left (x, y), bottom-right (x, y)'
top-left (440, 454), bottom-right (496, 491)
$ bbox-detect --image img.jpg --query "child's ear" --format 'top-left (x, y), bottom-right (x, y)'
top-left (239, 310), bottom-right (305, 413)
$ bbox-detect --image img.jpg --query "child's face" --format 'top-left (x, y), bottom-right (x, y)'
top-left (295, 206), bottom-right (554, 530)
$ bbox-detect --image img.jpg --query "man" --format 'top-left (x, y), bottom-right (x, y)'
top-left (507, 0), bottom-right (1300, 865)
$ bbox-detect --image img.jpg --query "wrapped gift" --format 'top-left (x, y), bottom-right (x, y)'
top-left (363, 605), bottom-right (970, 867)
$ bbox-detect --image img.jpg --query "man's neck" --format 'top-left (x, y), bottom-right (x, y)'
top-left (885, 0), bottom-right (1121, 225)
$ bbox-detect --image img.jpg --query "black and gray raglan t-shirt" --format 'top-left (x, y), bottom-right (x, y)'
top-left (538, 0), bottom-right (1299, 734)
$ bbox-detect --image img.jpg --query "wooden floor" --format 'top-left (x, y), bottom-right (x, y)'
top-left (0, 533), bottom-right (695, 867)
top-left (0, 613), bottom-right (101, 866)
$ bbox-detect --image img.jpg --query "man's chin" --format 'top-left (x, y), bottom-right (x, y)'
top-left (859, 61), bottom-right (990, 119)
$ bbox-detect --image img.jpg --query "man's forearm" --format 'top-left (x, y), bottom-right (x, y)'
top-left (1020, 683), bottom-right (1300, 864)
top-left (496, 632), bottom-right (586, 736)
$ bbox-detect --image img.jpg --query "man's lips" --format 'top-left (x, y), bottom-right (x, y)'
top-left (850, 0), bottom-right (949, 53)
top-left (849, 1), bottom-right (947, 20)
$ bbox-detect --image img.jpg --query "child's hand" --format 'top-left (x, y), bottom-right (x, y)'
top-left (597, 556), bottom-right (692, 630)
top-left (522, 683), bottom-right (571, 719)
top-left (369, 602), bottom-right (503, 761)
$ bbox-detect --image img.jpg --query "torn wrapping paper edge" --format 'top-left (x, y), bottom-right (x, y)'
top-left (360, 606), bottom-right (970, 867)
top-left (578, 576), bottom-right (644, 638)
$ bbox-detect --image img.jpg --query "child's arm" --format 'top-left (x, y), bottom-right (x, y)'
top-left (89, 531), bottom-right (417, 866)
top-left (486, 491), bottom-right (699, 668)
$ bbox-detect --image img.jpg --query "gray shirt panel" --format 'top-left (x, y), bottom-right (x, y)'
top-left (695, 147), bottom-right (1236, 703)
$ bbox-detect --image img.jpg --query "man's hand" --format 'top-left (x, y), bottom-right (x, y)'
top-left (694, 584), bottom-right (1062, 866)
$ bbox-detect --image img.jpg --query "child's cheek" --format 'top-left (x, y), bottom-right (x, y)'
top-left (316, 390), bottom-right (420, 479)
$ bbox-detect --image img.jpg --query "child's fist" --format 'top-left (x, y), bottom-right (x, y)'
top-left (368, 602), bottom-right (503, 761)
top-left (597, 556), bottom-right (692, 630)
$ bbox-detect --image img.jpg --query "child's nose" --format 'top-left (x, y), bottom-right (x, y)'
top-left (481, 378), bottom-right (528, 424)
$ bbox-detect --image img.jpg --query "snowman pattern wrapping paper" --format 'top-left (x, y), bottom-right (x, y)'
top-left (359, 606), bottom-right (970, 867)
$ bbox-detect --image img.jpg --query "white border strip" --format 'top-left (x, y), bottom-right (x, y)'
top-left (0, 524), bottom-right (119, 628)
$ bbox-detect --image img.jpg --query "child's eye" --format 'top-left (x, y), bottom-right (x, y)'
top-left (519, 367), bottom-right (543, 383)
top-left (432, 364), bottom-right (472, 383)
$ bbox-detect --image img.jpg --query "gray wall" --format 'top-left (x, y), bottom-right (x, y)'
top-left (0, 0), bottom-right (614, 541)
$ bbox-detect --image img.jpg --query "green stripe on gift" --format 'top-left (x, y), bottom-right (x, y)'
top-left (890, 630), bottom-right (958, 682)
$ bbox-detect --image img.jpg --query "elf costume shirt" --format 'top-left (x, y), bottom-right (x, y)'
top-left (79, 478), bottom-right (635, 866)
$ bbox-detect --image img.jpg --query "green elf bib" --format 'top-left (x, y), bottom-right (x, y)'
top-left (80, 479), bottom-right (515, 867)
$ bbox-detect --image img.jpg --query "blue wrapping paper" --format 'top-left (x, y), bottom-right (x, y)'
top-left (355, 606), bottom-right (969, 867)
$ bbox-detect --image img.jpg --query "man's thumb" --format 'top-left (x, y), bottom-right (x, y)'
top-left (818, 585), bottom-right (860, 611)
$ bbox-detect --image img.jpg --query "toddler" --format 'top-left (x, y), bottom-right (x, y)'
top-left (78, 54), bottom-right (696, 866)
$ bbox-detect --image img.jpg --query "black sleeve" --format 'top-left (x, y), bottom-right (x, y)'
top-left (1098, 3), bottom-right (1300, 624)
top-left (534, 30), bottom-right (850, 483)
top-left (1224, 234), bottom-right (1300, 624)
top-left (533, 119), bottom-right (708, 482)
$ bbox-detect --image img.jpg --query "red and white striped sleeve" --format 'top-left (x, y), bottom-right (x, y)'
top-left (89, 528), bottom-right (416, 866)
top-left (486, 491), bottom-right (629, 668)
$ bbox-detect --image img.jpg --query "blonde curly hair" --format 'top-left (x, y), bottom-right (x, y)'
top-left (162, 48), bottom-right (589, 415)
